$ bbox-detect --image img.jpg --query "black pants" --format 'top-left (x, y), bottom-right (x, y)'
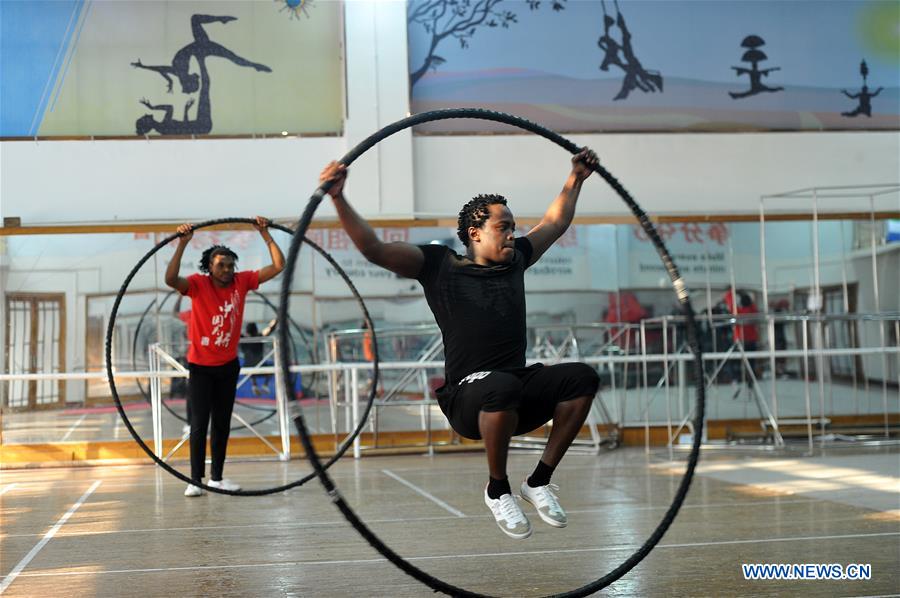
top-left (188, 359), bottom-right (240, 482)
top-left (437, 363), bottom-right (600, 440)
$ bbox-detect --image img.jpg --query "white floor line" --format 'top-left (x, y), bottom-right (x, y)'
top-left (59, 414), bottom-right (87, 442)
top-left (0, 468), bottom-right (402, 490)
top-left (14, 531), bottom-right (900, 579)
top-left (568, 497), bottom-right (817, 513)
top-left (0, 480), bottom-right (101, 594)
top-left (0, 497), bottom-right (821, 539)
top-left (0, 484), bottom-right (18, 497)
top-left (381, 469), bottom-right (466, 517)
top-left (0, 496), bottom-right (819, 538)
top-left (658, 531), bottom-right (900, 549)
top-left (3, 515), bottom-right (463, 539)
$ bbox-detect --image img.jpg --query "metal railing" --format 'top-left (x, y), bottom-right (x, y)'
top-left (2, 314), bottom-right (897, 457)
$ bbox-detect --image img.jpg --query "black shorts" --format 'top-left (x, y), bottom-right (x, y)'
top-left (436, 362), bottom-right (600, 440)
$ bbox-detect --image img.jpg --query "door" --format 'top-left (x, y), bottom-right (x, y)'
top-left (4, 293), bottom-right (66, 410)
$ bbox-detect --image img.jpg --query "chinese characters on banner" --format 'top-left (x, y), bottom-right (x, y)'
top-left (307, 227), bottom-right (421, 296)
top-left (632, 222), bottom-right (729, 246)
top-left (306, 226), bottom-right (591, 295)
top-left (625, 222), bottom-right (736, 287)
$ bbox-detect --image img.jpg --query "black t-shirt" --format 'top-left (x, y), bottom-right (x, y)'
top-left (416, 236), bottom-right (533, 389)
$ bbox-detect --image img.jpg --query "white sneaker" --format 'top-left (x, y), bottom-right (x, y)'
top-left (484, 486), bottom-right (531, 539)
top-left (520, 481), bottom-right (567, 528)
top-left (184, 483), bottom-right (204, 497)
top-left (207, 478), bottom-right (241, 492)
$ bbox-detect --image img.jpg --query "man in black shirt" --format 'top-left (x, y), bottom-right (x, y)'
top-left (320, 149), bottom-right (600, 539)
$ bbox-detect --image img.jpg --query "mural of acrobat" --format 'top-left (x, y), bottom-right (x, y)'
top-left (132, 15), bottom-right (272, 135)
top-left (596, 0), bottom-right (663, 101)
top-left (841, 60), bottom-right (883, 118)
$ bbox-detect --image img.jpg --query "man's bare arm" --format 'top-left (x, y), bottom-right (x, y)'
top-left (320, 162), bottom-right (424, 279)
top-left (525, 148), bottom-right (598, 265)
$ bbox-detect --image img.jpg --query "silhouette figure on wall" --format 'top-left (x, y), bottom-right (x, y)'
top-left (597, 0), bottom-right (663, 101)
top-left (132, 14), bottom-right (272, 135)
top-left (841, 60), bottom-right (883, 118)
top-left (136, 96), bottom-right (209, 136)
top-left (729, 35), bottom-right (782, 99)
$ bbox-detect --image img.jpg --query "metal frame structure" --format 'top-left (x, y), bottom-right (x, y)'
top-left (2, 315), bottom-right (897, 457)
top-left (325, 324), bottom-right (621, 455)
top-left (642, 312), bottom-right (900, 455)
top-left (758, 183), bottom-right (899, 450)
top-left (760, 184), bottom-right (899, 318)
top-left (146, 337), bottom-right (293, 461)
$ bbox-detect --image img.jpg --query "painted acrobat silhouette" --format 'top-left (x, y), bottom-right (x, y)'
top-left (135, 42), bottom-right (212, 135)
top-left (841, 61), bottom-right (882, 118)
top-left (596, 0), bottom-right (662, 101)
top-left (598, 16), bottom-right (626, 73)
top-left (842, 86), bottom-right (883, 117)
top-left (131, 14), bottom-right (271, 94)
top-left (135, 90), bottom-right (209, 136)
top-left (729, 35), bottom-right (782, 99)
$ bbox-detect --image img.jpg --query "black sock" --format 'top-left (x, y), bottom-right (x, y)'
top-left (527, 460), bottom-right (555, 488)
top-left (487, 476), bottom-right (511, 500)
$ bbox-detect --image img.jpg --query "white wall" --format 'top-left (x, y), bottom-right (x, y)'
top-left (414, 132), bottom-right (900, 219)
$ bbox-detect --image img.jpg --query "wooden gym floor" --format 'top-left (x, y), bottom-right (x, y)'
top-left (1, 448), bottom-right (898, 597)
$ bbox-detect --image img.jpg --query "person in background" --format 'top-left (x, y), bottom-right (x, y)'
top-left (724, 289), bottom-right (760, 384)
top-left (360, 320), bottom-right (381, 397)
top-left (241, 322), bottom-right (269, 396)
top-left (165, 216), bottom-right (284, 497)
top-left (771, 298), bottom-right (789, 378)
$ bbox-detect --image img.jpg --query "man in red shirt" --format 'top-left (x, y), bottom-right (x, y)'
top-left (165, 216), bottom-right (284, 497)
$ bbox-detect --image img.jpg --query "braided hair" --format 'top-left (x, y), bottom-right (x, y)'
top-left (199, 245), bottom-right (239, 273)
top-left (456, 194), bottom-right (508, 247)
